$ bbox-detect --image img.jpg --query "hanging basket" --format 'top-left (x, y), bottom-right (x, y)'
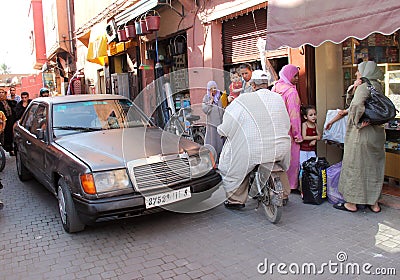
top-left (135, 17), bottom-right (143, 36)
top-left (140, 14), bottom-right (151, 35)
top-left (173, 35), bottom-right (186, 55)
top-left (125, 22), bottom-right (136, 38)
top-left (145, 10), bottom-right (161, 31)
top-left (117, 27), bottom-right (128, 42)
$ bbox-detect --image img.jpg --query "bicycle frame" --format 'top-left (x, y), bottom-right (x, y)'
top-left (164, 107), bottom-right (205, 145)
top-left (249, 162), bottom-right (284, 223)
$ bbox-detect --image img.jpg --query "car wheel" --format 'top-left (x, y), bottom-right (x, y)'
top-left (57, 178), bottom-right (85, 233)
top-left (16, 150), bottom-right (32, 181)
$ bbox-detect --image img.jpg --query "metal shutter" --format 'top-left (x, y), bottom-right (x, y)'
top-left (222, 9), bottom-right (267, 65)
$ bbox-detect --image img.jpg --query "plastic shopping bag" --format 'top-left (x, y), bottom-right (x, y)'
top-left (322, 109), bottom-right (348, 144)
top-left (301, 157), bottom-right (329, 205)
top-left (326, 161), bottom-right (345, 204)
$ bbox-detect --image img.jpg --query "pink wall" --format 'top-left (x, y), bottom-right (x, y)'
top-left (30, 0), bottom-right (47, 70)
top-left (186, 20), bottom-right (224, 107)
top-left (21, 74), bottom-right (44, 98)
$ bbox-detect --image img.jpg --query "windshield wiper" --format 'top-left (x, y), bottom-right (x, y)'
top-left (53, 126), bottom-right (102, 132)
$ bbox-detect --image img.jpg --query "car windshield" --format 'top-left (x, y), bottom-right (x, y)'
top-left (52, 99), bottom-right (153, 137)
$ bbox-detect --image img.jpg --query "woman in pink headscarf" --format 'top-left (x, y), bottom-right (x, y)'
top-left (272, 64), bottom-right (302, 193)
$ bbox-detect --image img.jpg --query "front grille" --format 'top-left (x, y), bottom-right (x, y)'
top-left (131, 158), bottom-right (190, 191)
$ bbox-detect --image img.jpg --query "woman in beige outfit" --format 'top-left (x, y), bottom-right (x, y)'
top-left (334, 61), bottom-right (385, 213)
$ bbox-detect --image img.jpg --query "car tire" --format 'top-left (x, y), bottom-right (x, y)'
top-left (57, 178), bottom-right (85, 233)
top-left (16, 150), bottom-right (32, 181)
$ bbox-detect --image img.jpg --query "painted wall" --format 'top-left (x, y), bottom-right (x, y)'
top-left (20, 74), bottom-right (44, 98)
top-left (315, 42), bottom-right (344, 165)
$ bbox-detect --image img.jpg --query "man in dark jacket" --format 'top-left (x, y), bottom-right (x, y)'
top-left (15, 92), bottom-right (32, 120)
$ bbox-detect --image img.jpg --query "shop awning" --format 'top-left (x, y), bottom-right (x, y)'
top-left (201, 0), bottom-right (267, 23)
top-left (87, 35), bottom-right (108, 66)
top-left (266, 0), bottom-right (400, 50)
top-left (77, 30), bottom-right (91, 47)
top-left (115, 0), bottom-right (158, 26)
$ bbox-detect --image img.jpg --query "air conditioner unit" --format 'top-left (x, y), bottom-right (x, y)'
top-left (106, 19), bottom-right (118, 43)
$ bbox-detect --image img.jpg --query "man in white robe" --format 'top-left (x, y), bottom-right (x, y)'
top-left (217, 70), bottom-right (291, 208)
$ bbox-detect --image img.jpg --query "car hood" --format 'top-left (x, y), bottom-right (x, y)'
top-left (55, 127), bottom-right (200, 171)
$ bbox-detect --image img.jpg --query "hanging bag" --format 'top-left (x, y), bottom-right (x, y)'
top-left (359, 77), bottom-right (398, 125)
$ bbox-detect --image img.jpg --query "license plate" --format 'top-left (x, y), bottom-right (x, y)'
top-left (145, 187), bottom-right (191, 209)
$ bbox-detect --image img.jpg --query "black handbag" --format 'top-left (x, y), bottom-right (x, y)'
top-left (359, 77), bottom-right (398, 125)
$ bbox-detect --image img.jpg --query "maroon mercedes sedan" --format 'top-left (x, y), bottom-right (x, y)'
top-left (13, 94), bottom-right (221, 233)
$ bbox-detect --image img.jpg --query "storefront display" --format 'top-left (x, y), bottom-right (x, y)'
top-left (342, 32), bottom-right (400, 102)
top-left (385, 122), bottom-right (400, 181)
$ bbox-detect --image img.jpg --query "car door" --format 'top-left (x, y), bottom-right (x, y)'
top-left (26, 104), bottom-right (51, 186)
top-left (15, 103), bottom-right (39, 173)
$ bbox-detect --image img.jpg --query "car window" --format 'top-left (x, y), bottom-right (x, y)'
top-left (29, 105), bottom-right (48, 141)
top-left (29, 105), bottom-right (46, 133)
top-left (21, 103), bottom-right (39, 132)
top-left (52, 99), bottom-right (153, 137)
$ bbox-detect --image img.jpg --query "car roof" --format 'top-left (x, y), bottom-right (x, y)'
top-left (34, 94), bottom-right (129, 105)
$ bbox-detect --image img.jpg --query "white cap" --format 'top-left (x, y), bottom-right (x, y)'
top-left (250, 70), bottom-right (272, 85)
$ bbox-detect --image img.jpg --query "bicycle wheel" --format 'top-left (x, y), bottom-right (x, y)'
top-left (259, 173), bottom-right (283, 224)
top-left (0, 146), bottom-right (6, 172)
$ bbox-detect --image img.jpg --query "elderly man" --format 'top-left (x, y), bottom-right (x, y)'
top-left (217, 70), bottom-right (291, 209)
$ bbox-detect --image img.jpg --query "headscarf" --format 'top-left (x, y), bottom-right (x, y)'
top-left (207, 81), bottom-right (221, 104)
top-left (278, 64), bottom-right (299, 86)
top-left (358, 61), bottom-right (384, 81)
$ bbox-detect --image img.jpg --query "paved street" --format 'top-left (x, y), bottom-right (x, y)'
top-left (1, 155), bottom-right (400, 280)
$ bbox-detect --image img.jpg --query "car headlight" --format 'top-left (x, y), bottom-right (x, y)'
top-left (80, 169), bottom-right (133, 194)
top-left (189, 150), bottom-right (215, 178)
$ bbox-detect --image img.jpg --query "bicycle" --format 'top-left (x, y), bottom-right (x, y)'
top-left (248, 162), bottom-right (285, 224)
top-left (165, 107), bottom-right (205, 145)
